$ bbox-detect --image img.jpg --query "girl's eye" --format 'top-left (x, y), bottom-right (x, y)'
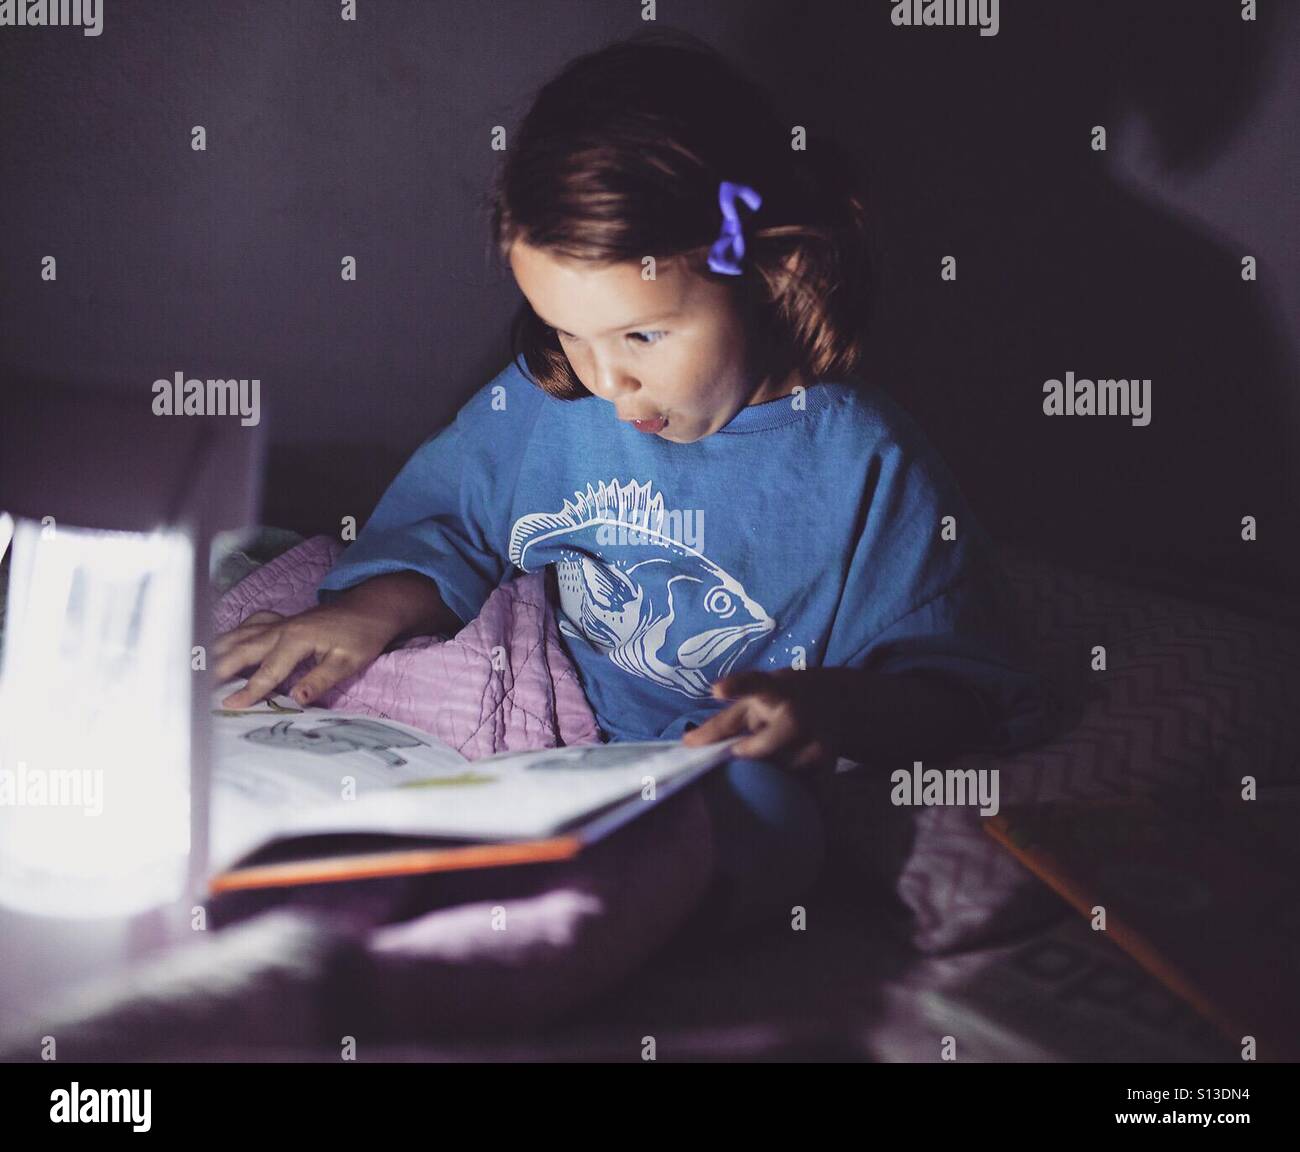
top-left (548, 326), bottom-right (664, 347)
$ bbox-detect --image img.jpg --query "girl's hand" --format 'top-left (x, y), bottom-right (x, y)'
top-left (213, 603), bottom-right (401, 709)
top-left (680, 667), bottom-right (841, 774)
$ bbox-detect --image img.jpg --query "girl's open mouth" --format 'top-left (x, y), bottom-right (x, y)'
top-left (631, 416), bottom-right (667, 434)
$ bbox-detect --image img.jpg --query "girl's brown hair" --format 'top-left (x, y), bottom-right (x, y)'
top-left (485, 29), bottom-right (874, 400)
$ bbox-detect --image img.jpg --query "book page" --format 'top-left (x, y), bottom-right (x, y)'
top-left (266, 736), bottom-right (740, 846)
top-left (210, 683), bottom-right (471, 872)
top-left (209, 681), bottom-right (739, 872)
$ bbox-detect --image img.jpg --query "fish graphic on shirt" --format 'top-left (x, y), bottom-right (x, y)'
top-left (507, 478), bottom-right (775, 698)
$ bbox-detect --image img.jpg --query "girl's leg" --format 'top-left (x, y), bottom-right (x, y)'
top-left (690, 755), bottom-right (828, 939)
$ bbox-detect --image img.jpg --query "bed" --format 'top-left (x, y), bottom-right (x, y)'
top-left (1, 536), bottom-right (1294, 1062)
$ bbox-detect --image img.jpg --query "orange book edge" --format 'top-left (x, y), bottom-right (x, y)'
top-left (984, 808), bottom-right (1239, 1045)
top-left (208, 835), bottom-right (584, 895)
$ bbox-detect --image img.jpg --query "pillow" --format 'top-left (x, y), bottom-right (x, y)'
top-left (813, 546), bottom-right (1300, 955)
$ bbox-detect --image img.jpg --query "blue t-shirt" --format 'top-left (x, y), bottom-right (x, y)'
top-left (317, 358), bottom-right (1056, 750)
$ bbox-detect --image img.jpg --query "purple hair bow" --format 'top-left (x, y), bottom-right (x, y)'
top-left (707, 180), bottom-right (763, 276)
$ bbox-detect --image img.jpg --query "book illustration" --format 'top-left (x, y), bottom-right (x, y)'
top-left (206, 678), bottom-right (740, 887)
top-left (396, 772), bottom-right (497, 789)
top-left (241, 717), bottom-right (429, 768)
top-left (212, 695), bottom-right (304, 717)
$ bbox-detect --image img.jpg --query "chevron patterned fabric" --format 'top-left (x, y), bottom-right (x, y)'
top-left (813, 546), bottom-right (1300, 955)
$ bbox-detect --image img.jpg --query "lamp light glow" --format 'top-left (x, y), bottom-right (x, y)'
top-left (0, 514), bottom-right (193, 918)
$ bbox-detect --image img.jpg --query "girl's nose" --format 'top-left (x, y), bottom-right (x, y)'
top-left (589, 362), bottom-right (640, 401)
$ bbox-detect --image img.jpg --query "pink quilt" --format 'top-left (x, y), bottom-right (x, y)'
top-left (211, 535), bottom-right (716, 1037)
top-left (213, 535), bottom-right (604, 758)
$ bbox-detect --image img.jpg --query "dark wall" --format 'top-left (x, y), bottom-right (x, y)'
top-left (3, 0), bottom-right (1296, 597)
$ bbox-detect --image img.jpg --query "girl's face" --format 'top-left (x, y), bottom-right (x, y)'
top-left (509, 239), bottom-right (806, 443)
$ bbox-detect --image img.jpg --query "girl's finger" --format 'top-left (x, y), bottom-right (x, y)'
top-left (213, 630), bottom-right (282, 681)
top-left (213, 613), bottom-right (282, 657)
top-left (220, 636), bottom-right (316, 709)
top-left (213, 627), bottom-right (255, 658)
top-left (290, 650), bottom-right (360, 706)
top-left (684, 699), bottom-right (753, 745)
top-left (242, 611), bottom-right (284, 626)
top-left (730, 708), bottom-right (798, 761)
top-left (789, 739), bottom-right (833, 773)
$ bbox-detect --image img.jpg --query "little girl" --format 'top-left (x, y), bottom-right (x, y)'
top-left (215, 32), bottom-right (1055, 935)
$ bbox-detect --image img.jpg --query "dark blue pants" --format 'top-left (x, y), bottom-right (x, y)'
top-left (692, 756), bottom-right (828, 938)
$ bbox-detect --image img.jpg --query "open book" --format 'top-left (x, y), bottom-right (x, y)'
top-left (209, 681), bottom-right (739, 895)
